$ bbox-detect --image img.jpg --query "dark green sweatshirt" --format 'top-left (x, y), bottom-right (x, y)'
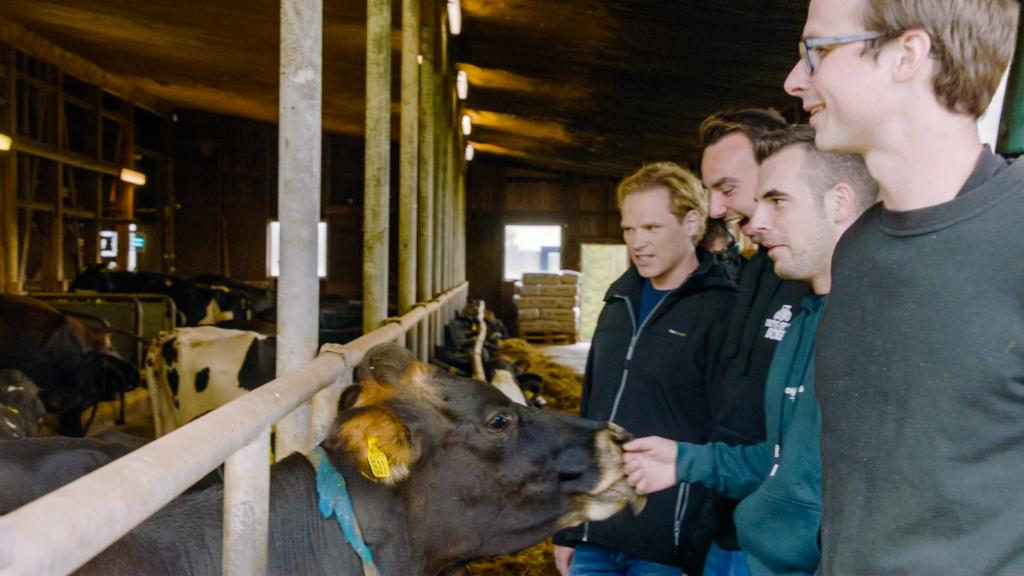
top-left (815, 151), bottom-right (1024, 574)
top-left (675, 295), bottom-right (825, 575)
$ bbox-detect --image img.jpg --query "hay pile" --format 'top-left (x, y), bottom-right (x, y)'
top-left (497, 338), bottom-right (581, 414)
top-left (467, 539), bottom-right (559, 575)
top-left (468, 339), bottom-right (582, 575)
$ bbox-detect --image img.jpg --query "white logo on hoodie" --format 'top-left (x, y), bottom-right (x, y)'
top-left (764, 305), bottom-right (793, 341)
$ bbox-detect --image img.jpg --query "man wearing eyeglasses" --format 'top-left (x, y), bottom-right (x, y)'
top-left (783, 1), bottom-right (1024, 574)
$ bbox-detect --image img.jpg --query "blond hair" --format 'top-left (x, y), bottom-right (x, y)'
top-left (616, 162), bottom-right (708, 240)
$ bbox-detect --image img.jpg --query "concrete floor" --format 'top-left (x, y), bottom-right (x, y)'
top-left (535, 342), bottom-right (591, 376)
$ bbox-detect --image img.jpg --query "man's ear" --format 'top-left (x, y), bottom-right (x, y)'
top-left (326, 405), bottom-right (415, 486)
top-left (890, 28), bottom-right (933, 83)
top-left (683, 209), bottom-right (703, 237)
top-left (827, 183), bottom-right (856, 226)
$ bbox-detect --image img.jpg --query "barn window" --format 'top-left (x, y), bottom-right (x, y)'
top-left (267, 221), bottom-right (328, 278)
top-left (504, 225), bottom-right (562, 280)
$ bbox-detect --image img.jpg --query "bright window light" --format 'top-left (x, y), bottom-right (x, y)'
top-left (462, 114), bottom-right (472, 136)
top-left (465, 143), bottom-right (475, 161)
top-left (447, 0), bottom-right (462, 35)
top-left (99, 230), bottom-right (118, 258)
top-left (128, 223), bottom-right (138, 272)
top-left (456, 70), bottom-right (469, 100)
top-left (504, 225), bottom-right (562, 280)
top-left (267, 221), bottom-right (328, 278)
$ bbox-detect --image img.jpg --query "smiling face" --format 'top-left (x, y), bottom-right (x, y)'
top-left (749, 145), bottom-right (838, 293)
top-left (701, 132), bottom-right (761, 239)
top-left (784, 0), bottom-right (891, 153)
top-left (620, 186), bottom-right (700, 290)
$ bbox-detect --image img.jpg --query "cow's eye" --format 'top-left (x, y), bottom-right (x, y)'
top-left (485, 413), bottom-right (511, 432)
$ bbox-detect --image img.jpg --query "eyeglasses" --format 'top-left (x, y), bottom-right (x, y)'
top-left (799, 31), bottom-right (885, 74)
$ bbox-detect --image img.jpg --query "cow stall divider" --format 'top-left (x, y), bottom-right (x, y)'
top-left (0, 281), bottom-right (468, 576)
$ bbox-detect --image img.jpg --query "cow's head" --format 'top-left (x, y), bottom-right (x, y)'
top-left (324, 343), bottom-right (642, 571)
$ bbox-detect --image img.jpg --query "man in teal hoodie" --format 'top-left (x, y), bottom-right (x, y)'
top-left (622, 124), bottom-right (877, 575)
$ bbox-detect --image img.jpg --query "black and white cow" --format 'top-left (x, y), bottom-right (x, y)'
top-left (145, 326), bottom-right (276, 436)
top-left (0, 296), bottom-right (139, 436)
top-left (15, 343), bottom-right (641, 575)
top-left (71, 265), bottom-right (249, 327)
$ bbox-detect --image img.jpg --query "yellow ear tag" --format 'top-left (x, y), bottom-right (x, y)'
top-left (367, 436), bottom-right (391, 479)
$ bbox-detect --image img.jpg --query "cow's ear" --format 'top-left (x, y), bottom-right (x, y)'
top-left (357, 343), bottom-right (416, 387)
top-left (327, 406), bottom-right (414, 486)
top-left (339, 384), bottom-right (363, 411)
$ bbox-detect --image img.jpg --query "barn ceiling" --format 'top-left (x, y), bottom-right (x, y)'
top-left (0, 0), bottom-right (809, 178)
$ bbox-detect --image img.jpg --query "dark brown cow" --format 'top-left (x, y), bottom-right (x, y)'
top-left (0, 295), bottom-right (138, 436)
top-left (60, 343), bottom-right (641, 575)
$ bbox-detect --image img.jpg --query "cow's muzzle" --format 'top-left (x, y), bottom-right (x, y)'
top-left (556, 422), bottom-right (646, 529)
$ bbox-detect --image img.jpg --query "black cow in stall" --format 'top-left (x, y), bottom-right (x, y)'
top-left (0, 296), bottom-right (139, 436)
top-left (7, 344), bottom-right (643, 575)
top-left (190, 274), bottom-right (276, 323)
top-left (71, 265), bottom-right (248, 326)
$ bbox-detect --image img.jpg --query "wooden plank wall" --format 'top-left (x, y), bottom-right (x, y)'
top-left (465, 158), bottom-right (623, 332)
top-left (172, 110), bottom-right (400, 300)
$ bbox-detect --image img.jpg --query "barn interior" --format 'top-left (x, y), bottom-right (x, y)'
top-left (2, 0), bottom-right (1020, 333)
top-left (3, 2), bottom-right (1024, 574)
top-left (0, 1), bottom-right (816, 327)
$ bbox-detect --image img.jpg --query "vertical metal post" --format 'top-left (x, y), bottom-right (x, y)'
top-left (418, 0), bottom-right (436, 359)
top-left (456, 155), bottom-right (466, 283)
top-left (363, 0), bottom-right (392, 334)
top-left (223, 430), bottom-right (271, 576)
top-left (275, 0), bottom-right (322, 461)
top-left (399, 0), bottom-right (420, 316)
top-left (432, 80), bottom-right (445, 297)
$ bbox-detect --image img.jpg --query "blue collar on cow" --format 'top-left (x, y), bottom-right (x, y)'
top-left (308, 446), bottom-right (381, 576)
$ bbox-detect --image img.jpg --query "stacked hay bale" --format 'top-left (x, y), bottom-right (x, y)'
top-left (468, 338), bottom-right (583, 575)
top-left (496, 338), bottom-right (581, 414)
top-left (516, 271), bottom-right (582, 344)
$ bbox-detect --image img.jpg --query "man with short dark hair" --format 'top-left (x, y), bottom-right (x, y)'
top-left (784, 0), bottom-right (1024, 573)
top-left (697, 110), bottom-right (813, 575)
top-left (621, 125), bottom-right (877, 576)
top-left (553, 162), bottom-right (737, 576)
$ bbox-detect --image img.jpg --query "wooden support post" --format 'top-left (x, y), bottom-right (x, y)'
top-left (2, 45), bottom-right (17, 293)
top-left (432, 72), bottom-right (444, 295)
top-left (399, 0), bottom-right (420, 318)
top-left (417, 0), bottom-right (436, 363)
top-left (363, 0), bottom-right (392, 334)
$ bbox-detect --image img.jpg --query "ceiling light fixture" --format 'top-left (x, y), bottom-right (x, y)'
top-left (447, 0), bottom-right (462, 35)
top-left (456, 70), bottom-right (469, 100)
top-left (119, 168), bottom-right (147, 186)
top-left (0, 133), bottom-right (12, 152)
top-left (465, 143), bottom-right (475, 161)
top-left (461, 114), bottom-right (472, 136)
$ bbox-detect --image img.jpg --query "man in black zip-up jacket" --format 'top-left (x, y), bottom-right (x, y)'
top-left (554, 162), bottom-right (736, 575)
top-left (698, 110), bottom-right (813, 575)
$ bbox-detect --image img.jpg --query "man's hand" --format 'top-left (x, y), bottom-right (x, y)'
top-left (554, 544), bottom-right (574, 576)
top-left (622, 436), bottom-right (679, 495)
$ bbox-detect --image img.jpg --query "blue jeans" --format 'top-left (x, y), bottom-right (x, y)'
top-left (569, 543), bottom-right (683, 576)
top-left (702, 542), bottom-right (751, 576)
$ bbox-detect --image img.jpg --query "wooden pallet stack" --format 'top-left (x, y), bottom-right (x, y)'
top-left (515, 271), bottom-right (581, 344)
